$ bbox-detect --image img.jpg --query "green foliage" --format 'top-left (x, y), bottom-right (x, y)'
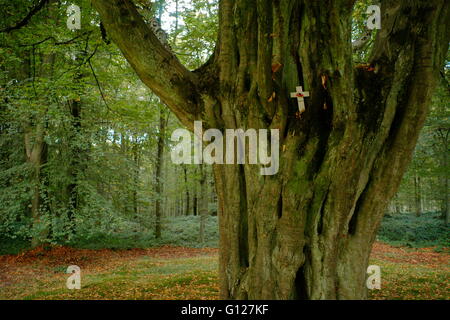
top-left (174, 0), bottom-right (218, 69)
top-left (378, 212), bottom-right (450, 248)
top-left (0, 1), bottom-right (445, 262)
top-left (392, 66), bottom-right (449, 218)
top-left (70, 215), bottom-right (219, 250)
top-left (0, 215), bottom-right (219, 254)
top-left (0, 236), bottom-right (30, 255)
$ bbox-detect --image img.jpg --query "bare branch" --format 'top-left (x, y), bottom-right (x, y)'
top-left (0, 0), bottom-right (49, 33)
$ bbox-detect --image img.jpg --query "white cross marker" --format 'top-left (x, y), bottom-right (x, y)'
top-left (290, 86), bottom-right (310, 114)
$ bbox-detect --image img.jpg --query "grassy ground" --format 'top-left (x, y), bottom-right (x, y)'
top-left (0, 242), bottom-right (448, 300)
top-left (368, 242), bottom-right (449, 299)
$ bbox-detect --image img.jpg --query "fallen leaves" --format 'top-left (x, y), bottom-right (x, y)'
top-left (371, 242), bottom-right (449, 269)
top-left (0, 243), bottom-right (447, 300)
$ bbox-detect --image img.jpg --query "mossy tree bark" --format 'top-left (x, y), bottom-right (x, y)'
top-left (93, 0), bottom-right (450, 299)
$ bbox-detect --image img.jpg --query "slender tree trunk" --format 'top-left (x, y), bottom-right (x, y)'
top-left (193, 195), bottom-right (198, 216)
top-left (132, 136), bottom-right (140, 218)
top-left (414, 175), bottom-right (422, 217)
top-left (193, 167), bottom-right (198, 216)
top-left (199, 164), bottom-right (208, 244)
top-left (67, 99), bottom-right (82, 229)
top-left (441, 151), bottom-right (449, 224)
top-left (66, 38), bottom-right (90, 232)
top-left (183, 166), bottom-right (190, 215)
top-left (93, 0), bottom-right (450, 299)
top-left (154, 107), bottom-right (166, 238)
top-left (25, 34), bottom-right (55, 247)
top-left (445, 177), bottom-right (449, 224)
top-left (394, 195), bottom-right (401, 214)
top-left (25, 123), bottom-right (49, 248)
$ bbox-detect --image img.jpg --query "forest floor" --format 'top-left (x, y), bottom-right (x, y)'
top-left (0, 242), bottom-right (448, 300)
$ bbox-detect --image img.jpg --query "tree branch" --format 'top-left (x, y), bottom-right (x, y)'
top-left (19, 31), bottom-right (92, 47)
top-left (0, 0), bottom-right (49, 33)
top-left (370, 1), bottom-right (450, 78)
top-left (350, 0), bottom-right (450, 236)
top-left (92, 0), bottom-right (202, 128)
top-left (355, 0), bottom-right (450, 143)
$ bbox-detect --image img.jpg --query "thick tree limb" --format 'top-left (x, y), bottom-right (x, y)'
top-left (371, 1), bottom-right (449, 71)
top-left (0, 0), bottom-right (49, 33)
top-left (92, 0), bottom-right (201, 127)
top-left (350, 0), bottom-right (450, 238)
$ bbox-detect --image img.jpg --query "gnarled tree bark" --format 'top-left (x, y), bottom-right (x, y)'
top-left (92, 0), bottom-right (450, 299)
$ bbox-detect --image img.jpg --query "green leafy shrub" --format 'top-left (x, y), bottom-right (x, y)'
top-left (1, 215), bottom-right (219, 254)
top-left (69, 215), bottom-right (219, 250)
top-left (378, 212), bottom-right (449, 248)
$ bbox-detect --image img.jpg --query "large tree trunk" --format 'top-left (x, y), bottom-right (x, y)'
top-left (93, 0), bottom-right (450, 299)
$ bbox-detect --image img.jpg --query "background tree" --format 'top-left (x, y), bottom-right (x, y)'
top-left (0, 0), bottom-right (219, 249)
